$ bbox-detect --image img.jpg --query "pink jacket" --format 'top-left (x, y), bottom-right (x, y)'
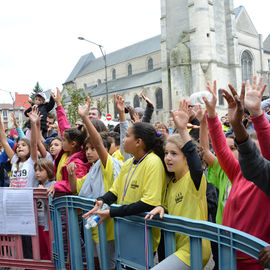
top-left (54, 105), bottom-right (90, 193)
top-left (207, 114), bottom-right (270, 263)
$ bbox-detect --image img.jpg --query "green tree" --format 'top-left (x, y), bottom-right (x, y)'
top-left (62, 87), bottom-right (88, 126)
top-left (30, 82), bottom-right (43, 103)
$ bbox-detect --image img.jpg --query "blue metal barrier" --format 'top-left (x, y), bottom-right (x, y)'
top-left (49, 195), bottom-right (270, 270)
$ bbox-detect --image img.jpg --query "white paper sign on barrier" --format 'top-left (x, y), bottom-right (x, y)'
top-left (0, 188), bottom-right (36, 235)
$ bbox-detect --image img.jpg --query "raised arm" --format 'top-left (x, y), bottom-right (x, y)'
top-left (172, 99), bottom-right (203, 190)
top-left (0, 114), bottom-right (15, 160)
top-left (196, 105), bottom-right (216, 167)
top-left (79, 96), bottom-right (108, 167)
top-left (28, 106), bottom-right (39, 162)
top-left (11, 112), bottom-right (26, 139)
top-left (244, 76), bottom-right (270, 159)
top-left (141, 92), bottom-right (154, 123)
top-left (114, 94), bottom-right (130, 160)
top-left (204, 81), bottom-right (239, 182)
top-left (237, 137), bottom-right (270, 197)
top-left (36, 113), bottom-right (47, 158)
top-left (51, 88), bottom-right (70, 135)
top-left (45, 93), bottom-right (55, 112)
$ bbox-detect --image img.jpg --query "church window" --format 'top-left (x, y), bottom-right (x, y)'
top-left (133, 95), bottom-right (140, 108)
top-left (148, 58), bottom-right (153, 70)
top-left (241, 50), bottom-right (253, 82)
top-left (156, 88), bottom-right (163, 109)
top-left (128, 64), bottom-right (132, 76)
top-left (112, 68), bottom-right (116, 80)
top-left (97, 79), bottom-right (101, 85)
top-left (218, 89), bottom-right (224, 106)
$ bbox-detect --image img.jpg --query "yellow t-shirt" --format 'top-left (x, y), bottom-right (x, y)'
top-left (165, 172), bottom-right (211, 267)
top-left (109, 152), bottom-right (167, 251)
top-left (56, 153), bottom-right (69, 181)
top-left (112, 149), bottom-right (124, 164)
top-left (76, 154), bottom-right (116, 243)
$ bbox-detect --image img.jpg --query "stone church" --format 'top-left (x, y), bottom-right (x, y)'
top-left (63, 0), bottom-right (270, 123)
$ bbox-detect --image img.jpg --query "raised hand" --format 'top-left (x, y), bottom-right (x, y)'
top-left (222, 84), bottom-right (245, 127)
top-left (193, 105), bottom-right (205, 123)
top-left (78, 96), bottom-right (91, 118)
top-left (28, 105), bottom-right (41, 123)
top-left (141, 92), bottom-right (153, 107)
top-left (203, 81), bottom-right (217, 118)
top-left (51, 87), bottom-right (62, 106)
top-left (171, 99), bottom-right (190, 131)
top-left (132, 112), bottom-right (142, 123)
top-left (114, 94), bottom-right (125, 113)
top-left (145, 206), bottom-right (164, 220)
top-left (245, 76), bottom-right (267, 117)
top-left (11, 113), bottom-right (18, 129)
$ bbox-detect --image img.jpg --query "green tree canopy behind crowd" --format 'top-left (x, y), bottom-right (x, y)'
top-left (29, 82), bottom-right (43, 104)
top-left (61, 88), bottom-right (88, 126)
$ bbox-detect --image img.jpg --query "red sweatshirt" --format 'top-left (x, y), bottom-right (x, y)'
top-left (207, 115), bottom-right (270, 262)
top-left (251, 112), bottom-right (270, 160)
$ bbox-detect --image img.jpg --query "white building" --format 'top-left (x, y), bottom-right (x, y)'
top-left (63, 0), bottom-right (270, 123)
top-left (0, 104), bottom-right (25, 130)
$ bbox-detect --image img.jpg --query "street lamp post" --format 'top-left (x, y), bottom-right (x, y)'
top-left (78, 37), bottom-right (109, 114)
top-left (0, 89), bottom-right (15, 109)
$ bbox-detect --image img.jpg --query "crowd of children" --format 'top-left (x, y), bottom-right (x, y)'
top-left (0, 76), bottom-right (270, 269)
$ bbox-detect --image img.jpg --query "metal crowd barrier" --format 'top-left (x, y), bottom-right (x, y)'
top-left (0, 188), bottom-right (55, 269)
top-left (49, 195), bottom-right (270, 270)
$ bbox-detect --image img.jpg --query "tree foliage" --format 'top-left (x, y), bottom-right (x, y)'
top-left (30, 82), bottom-right (43, 103)
top-left (62, 88), bottom-right (88, 126)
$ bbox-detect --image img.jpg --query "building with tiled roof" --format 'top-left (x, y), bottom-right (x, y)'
top-left (14, 93), bottom-right (30, 110)
top-left (0, 103), bottom-right (26, 130)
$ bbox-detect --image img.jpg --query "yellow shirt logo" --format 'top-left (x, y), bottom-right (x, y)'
top-left (175, 192), bottom-right (183, 203)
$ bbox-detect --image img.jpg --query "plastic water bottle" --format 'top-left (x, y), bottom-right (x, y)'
top-left (189, 91), bottom-right (213, 105)
top-left (85, 203), bottom-right (109, 229)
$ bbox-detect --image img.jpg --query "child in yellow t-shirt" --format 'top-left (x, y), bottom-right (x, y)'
top-left (146, 100), bottom-right (211, 269)
top-left (83, 95), bottom-right (167, 253)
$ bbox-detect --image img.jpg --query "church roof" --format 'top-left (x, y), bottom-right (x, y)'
top-left (264, 34), bottom-right (270, 52)
top-left (234, 5), bottom-right (258, 36)
top-left (64, 52), bottom-right (95, 84)
top-left (234, 6), bottom-right (243, 18)
top-left (64, 68), bottom-right (161, 103)
top-left (76, 35), bottom-right (161, 78)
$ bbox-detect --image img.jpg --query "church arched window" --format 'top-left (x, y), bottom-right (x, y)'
top-left (241, 50), bottom-right (253, 82)
top-left (156, 88), bottom-right (163, 109)
top-left (148, 58), bottom-right (153, 70)
top-left (128, 64), bottom-right (132, 76)
top-left (133, 95), bottom-right (140, 108)
top-left (112, 68), bottom-right (116, 80)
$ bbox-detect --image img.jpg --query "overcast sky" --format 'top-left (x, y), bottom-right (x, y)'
top-left (0, 0), bottom-right (269, 103)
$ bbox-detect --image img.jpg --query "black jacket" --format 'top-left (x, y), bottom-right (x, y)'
top-left (237, 137), bottom-right (270, 197)
top-left (24, 96), bottom-right (55, 131)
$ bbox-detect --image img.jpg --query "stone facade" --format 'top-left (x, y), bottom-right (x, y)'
top-left (63, 0), bottom-right (270, 123)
